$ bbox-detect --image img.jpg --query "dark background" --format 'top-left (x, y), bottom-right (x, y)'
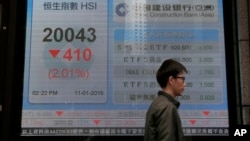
top-left (0, 0), bottom-right (247, 140)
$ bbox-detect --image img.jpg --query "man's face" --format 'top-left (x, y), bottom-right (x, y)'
top-left (172, 73), bottom-right (186, 96)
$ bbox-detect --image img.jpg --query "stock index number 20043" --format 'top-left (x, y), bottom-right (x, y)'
top-left (43, 27), bottom-right (96, 42)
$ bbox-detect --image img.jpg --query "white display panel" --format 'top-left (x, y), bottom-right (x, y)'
top-left (21, 0), bottom-right (229, 136)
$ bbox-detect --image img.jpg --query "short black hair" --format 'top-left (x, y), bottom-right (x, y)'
top-left (156, 59), bottom-right (188, 88)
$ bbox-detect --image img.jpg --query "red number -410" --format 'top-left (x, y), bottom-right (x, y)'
top-left (63, 48), bottom-right (92, 62)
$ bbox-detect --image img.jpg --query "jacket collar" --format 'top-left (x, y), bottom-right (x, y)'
top-left (158, 91), bottom-right (180, 108)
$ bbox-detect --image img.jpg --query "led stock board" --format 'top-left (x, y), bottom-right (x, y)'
top-left (21, 0), bottom-right (229, 136)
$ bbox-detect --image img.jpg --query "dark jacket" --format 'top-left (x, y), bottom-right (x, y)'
top-left (144, 91), bottom-right (184, 141)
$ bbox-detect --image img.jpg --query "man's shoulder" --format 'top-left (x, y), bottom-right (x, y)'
top-left (150, 96), bottom-right (175, 109)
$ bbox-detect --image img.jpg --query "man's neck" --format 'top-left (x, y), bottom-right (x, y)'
top-left (162, 87), bottom-right (175, 98)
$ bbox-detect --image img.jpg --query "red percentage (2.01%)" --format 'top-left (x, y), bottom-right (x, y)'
top-left (48, 68), bottom-right (90, 80)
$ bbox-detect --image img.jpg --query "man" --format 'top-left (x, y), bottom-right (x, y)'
top-left (144, 59), bottom-right (188, 141)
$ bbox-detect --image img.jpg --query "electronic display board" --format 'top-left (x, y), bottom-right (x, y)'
top-left (21, 0), bottom-right (229, 136)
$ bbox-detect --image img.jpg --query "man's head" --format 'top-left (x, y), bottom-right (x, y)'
top-left (156, 59), bottom-right (188, 97)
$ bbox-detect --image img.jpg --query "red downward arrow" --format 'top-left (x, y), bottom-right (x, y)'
top-left (189, 119), bottom-right (196, 125)
top-left (203, 111), bottom-right (210, 116)
top-left (49, 49), bottom-right (60, 58)
top-left (56, 111), bottom-right (63, 116)
top-left (93, 119), bottom-right (101, 125)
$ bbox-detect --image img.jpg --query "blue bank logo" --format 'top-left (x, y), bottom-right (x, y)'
top-left (116, 3), bottom-right (129, 17)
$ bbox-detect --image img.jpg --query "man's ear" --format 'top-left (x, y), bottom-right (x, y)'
top-left (168, 76), bottom-right (175, 85)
